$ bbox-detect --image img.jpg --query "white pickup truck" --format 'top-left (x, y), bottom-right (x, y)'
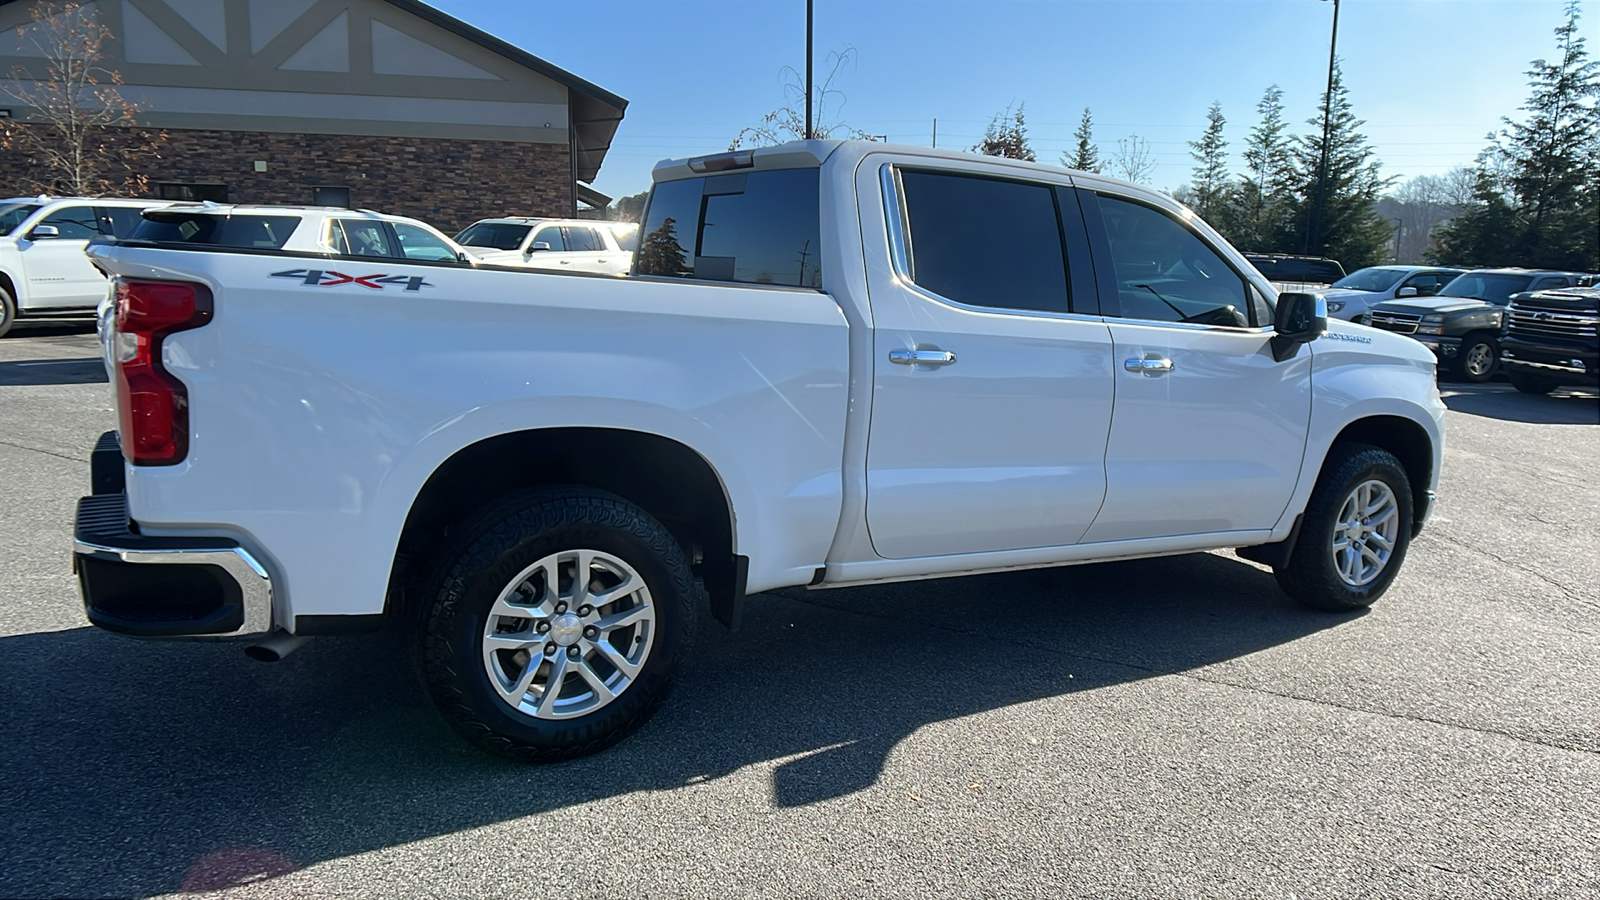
top-left (75, 141), bottom-right (1445, 762)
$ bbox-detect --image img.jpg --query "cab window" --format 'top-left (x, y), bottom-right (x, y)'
top-left (1095, 195), bottom-right (1253, 327)
top-left (563, 226), bottom-right (603, 252)
top-left (531, 227), bottom-right (566, 252)
top-left (392, 223), bottom-right (458, 261)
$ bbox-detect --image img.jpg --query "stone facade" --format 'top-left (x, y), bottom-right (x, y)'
top-left (1, 126), bottom-right (573, 233)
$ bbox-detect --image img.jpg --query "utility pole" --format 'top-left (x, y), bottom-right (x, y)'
top-left (932, 118), bottom-right (937, 148)
top-left (1306, 0), bottom-right (1340, 256)
top-left (806, 0), bottom-right (819, 140)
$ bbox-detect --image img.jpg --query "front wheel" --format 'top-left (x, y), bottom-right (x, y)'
top-left (421, 487), bottom-right (696, 762)
top-left (1454, 333), bottom-right (1499, 383)
top-left (1275, 443), bottom-right (1414, 612)
top-left (0, 286), bottom-right (16, 339)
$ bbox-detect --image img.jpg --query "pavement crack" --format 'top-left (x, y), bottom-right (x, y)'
top-left (1428, 531), bottom-right (1595, 610)
top-left (0, 438), bottom-right (87, 465)
top-left (778, 590), bottom-right (1599, 758)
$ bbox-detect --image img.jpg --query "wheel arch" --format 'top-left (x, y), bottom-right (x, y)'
top-left (1326, 414), bottom-right (1434, 530)
top-left (0, 269), bottom-right (16, 303)
top-left (386, 427), bottom-right (744, 628)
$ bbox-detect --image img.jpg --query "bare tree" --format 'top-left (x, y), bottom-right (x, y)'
top-left (1, 2), bottom-right (164, 196)
top-left (731, 46), bottom-right (874, 149)
top-left (1110, 134), bottom-right (1156, 184)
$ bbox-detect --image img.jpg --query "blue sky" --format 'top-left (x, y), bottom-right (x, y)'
top-left (430, 0), bottom-right (1578, 202)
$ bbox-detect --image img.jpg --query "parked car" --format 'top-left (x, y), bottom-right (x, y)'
top-left (95, 203), bottom-right (473, 371)
top-left (455, 217), bottom-right (636, 275)
top-left (1244, 253), bottom-right (1345, 294)
top-left (1499, 285), bottom-right (1600, 394)
top-left (0, 195), bottom-right (169, 337)
top-left (1363, 268), bottom-right (1591, 382)
top-left (76, 140), bottom-right (1444, 762)
top-left (1319, 265), bottom-right (1466, 321)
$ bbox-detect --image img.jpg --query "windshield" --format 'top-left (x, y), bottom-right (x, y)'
top-left (455, 222), bottom-right (532, 251)
top-left (1332, 267), bottom-right (1408, 292)
top-left (1439, 272), bottom-right (1534, 305)
top-left (0, 203), bottom-right (42, 236)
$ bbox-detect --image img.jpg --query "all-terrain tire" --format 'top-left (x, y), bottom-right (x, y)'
top-left (421, 486), bottom-right (696, 762)
top-left (1275, 443), bottom-right (1414, 612)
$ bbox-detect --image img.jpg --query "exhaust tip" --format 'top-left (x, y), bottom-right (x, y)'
top-left (244, 629), bottom-right (308, 663)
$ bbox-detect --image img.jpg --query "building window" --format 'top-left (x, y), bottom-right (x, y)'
top-left (157, 182), bottom-right (229, 202)
top-left (313, 186), bottom-right (351, 208)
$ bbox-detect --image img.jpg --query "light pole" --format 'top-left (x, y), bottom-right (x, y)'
top-left (1307, 0), bottom-right (1340, 256)
top-left (806, 0), bottom-right (819, 139)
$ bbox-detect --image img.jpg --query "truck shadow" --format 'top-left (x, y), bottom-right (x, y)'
top-left (1439, 383), bottom-right (1599, 425)
top-left (0, 553), bottom-right (1343, 897)
top-left (0, 357), bottom-right (108, 386)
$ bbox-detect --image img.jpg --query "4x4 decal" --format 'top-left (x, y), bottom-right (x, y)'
top-left (271, 269), bottom-right (433, 292)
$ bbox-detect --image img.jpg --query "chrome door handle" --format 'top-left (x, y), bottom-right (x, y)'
top-left (1124, 356), bottom-right (1174, 375)
top-left (889, 348), bottom-right (957, 367)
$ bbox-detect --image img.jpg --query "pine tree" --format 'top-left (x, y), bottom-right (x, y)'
top-left (635, 216), bottom-right (689, 277)
top-left (1063, 108), bottom-right (1100, 173)
top-left (1434, 1), bottom-right (1599, 269)
top-left (1285, 64), bottom-right (1392, 269)
top-left (1234, 86), bottom-right (1295, 251)
top-left (1188, 102), bottom-right (1230, 225)
top-left (973, 103), bottom-right (1035, 161)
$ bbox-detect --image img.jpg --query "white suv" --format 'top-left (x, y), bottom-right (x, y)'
top-left (96, 203), bottom-right (472, 370)
top-left (455, 217), bottom-right (637, 275)
top-left (0, 196), bottom-right (169, 337)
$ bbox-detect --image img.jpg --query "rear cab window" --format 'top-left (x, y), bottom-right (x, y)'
top-left (636, 168), bottom-right (821, 287)
top-left (130, 212), bottom-right (300, 249)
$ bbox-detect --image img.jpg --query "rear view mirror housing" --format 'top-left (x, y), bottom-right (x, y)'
top-left (1396, 286), bottom-right (1419, 298)
top-left (1271, 292), bottom-right (1327, 362)
top-left (527, 242), bottom-right (551, 253)
top-left (28, 224), bottom-right (60, 240)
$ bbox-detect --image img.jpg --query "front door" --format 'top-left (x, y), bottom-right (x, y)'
top-left (1077, 191), bottom-right (1311, 543)
top-left (18, 205), bottom-right (106, 309)
top-left (863, 163), bottom-right (1114, 559)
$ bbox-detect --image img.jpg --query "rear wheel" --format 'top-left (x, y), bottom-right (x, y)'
top-left (1454, 333), bottom-right (1498, 383)
top-left (0, 286), bottom-right (16, 338)
top-left (421, 487), bottom-right (696, 762)
top-left (1275, 443), bottom-right (1414, 612)
top-left (1507, 371), bottom-right (1558, 395)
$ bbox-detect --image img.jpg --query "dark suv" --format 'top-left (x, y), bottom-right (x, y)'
top-left (1362, 268), bottom-right (1590, 382)
top-left (1499, 285), bottom-right (1600, 394)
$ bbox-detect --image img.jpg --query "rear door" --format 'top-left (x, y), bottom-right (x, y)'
top-left (861, 161), bottom-right (1113, 559)
top-left (1077, 189), bottom-right (1311, 542)
top-left (560, 225), bottom-right (618, 273)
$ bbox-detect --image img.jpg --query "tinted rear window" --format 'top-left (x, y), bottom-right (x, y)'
top-left (456, 222), bottom-right (532, 251)
top-left (131, 213), bottom-right (300, 249)
top-left (635, 168), bottom-right (821, 287)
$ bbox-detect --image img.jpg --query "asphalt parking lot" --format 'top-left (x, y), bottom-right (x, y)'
top-left (1, 322), bottom-right (1596, 900)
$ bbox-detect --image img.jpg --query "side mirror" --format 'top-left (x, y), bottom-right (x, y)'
top-left (457, 251), bottom-right (473, 265)
top-left (1271, 292), bottom-right (1327, 362)
top-left (1396, 286), bottom-right (1419, 298)
top-left (527, 242), bottom-right (551, 253)
top-left (28, 224), bottom-right (60, 240)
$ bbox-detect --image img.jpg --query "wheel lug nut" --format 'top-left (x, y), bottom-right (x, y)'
top-left (567, 647), bottom-right (581, 659)
top-left (583, 626), bottom-right (599, 639)
top-left (544, 644), bottom-right (557, 656)
top-left (554, 602), bottom-right (568, 614)
top-left (536, 621), bottom-right (551, 633)
top-left (577, 605), bottom-right (592, 616)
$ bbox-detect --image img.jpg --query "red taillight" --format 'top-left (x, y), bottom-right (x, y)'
top-left (114, 278), bottom-right (213, 466)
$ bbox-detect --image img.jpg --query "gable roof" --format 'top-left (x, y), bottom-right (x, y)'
top-left (0, 0), bottom-right (627, 182)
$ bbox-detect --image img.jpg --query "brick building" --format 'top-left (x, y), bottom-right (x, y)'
top-left (0, 0), bottom-right (625, 229)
